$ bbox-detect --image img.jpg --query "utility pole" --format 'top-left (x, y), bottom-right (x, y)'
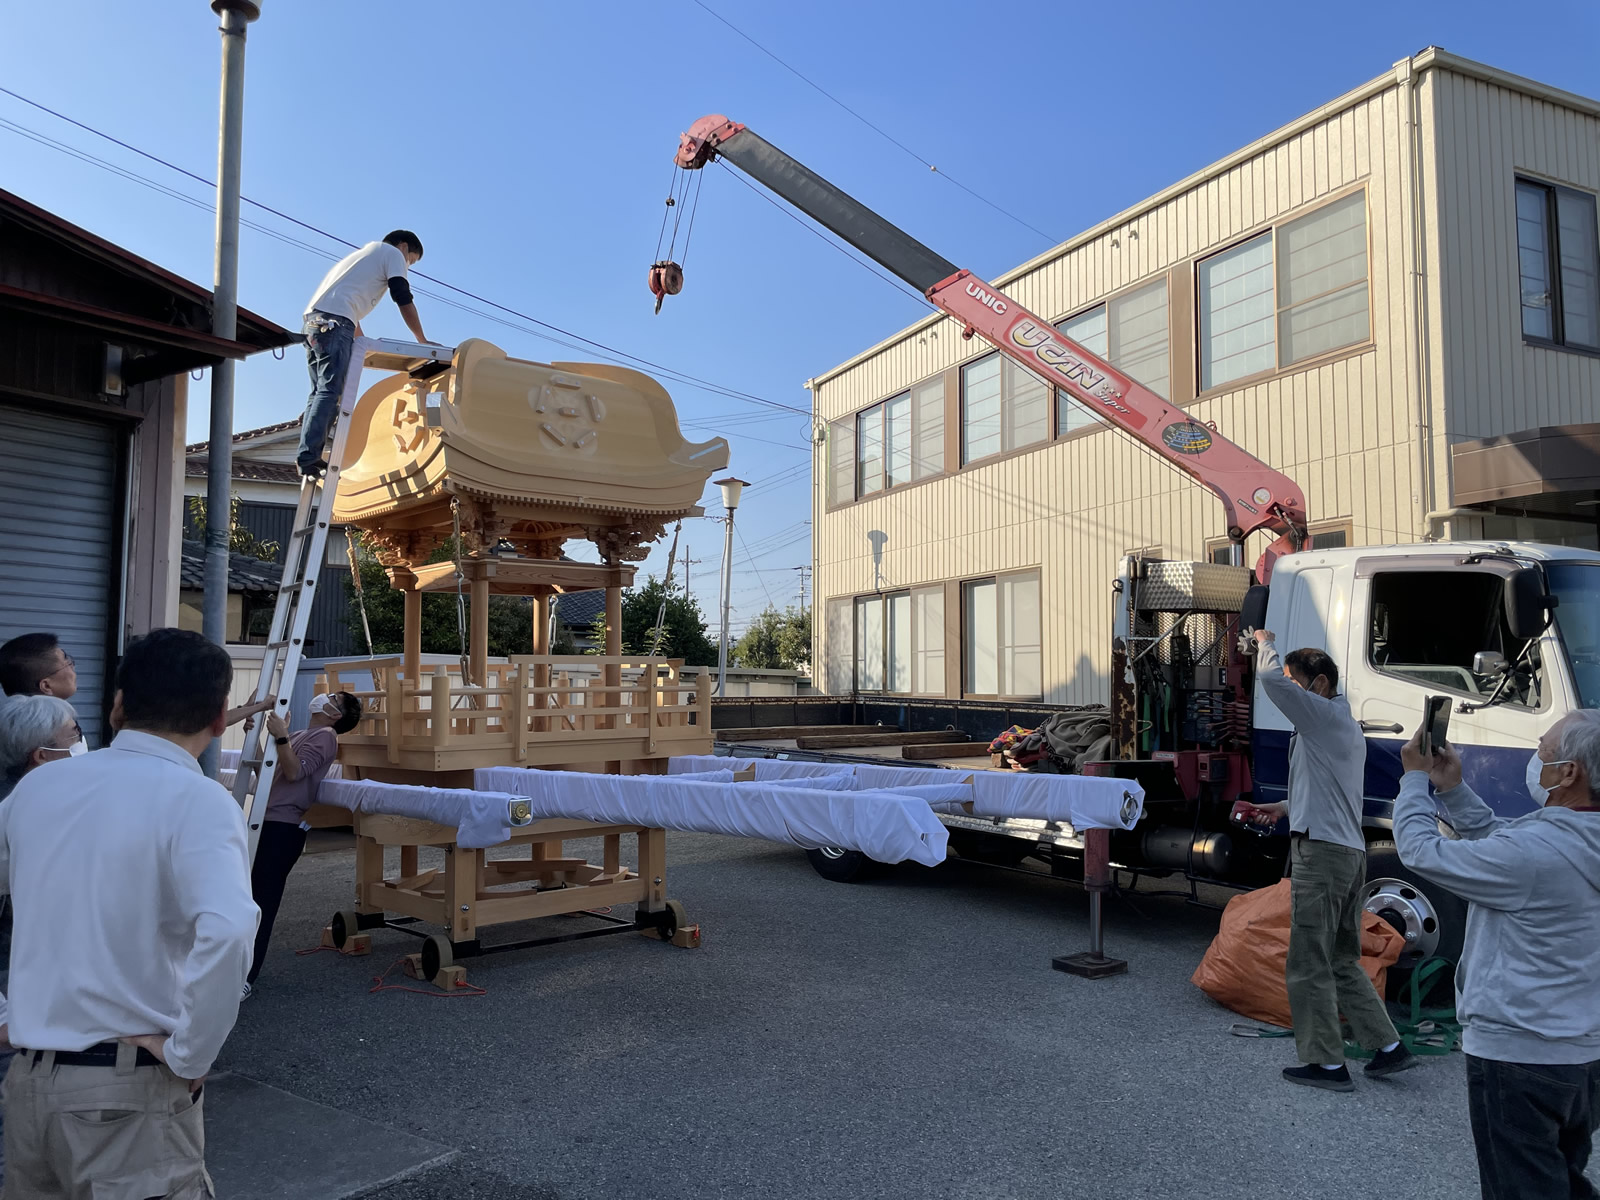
top-left (680, 547), bottom-right (703, 599)
top-left (200, 0), bottom-right (261, 778)
top-left (792, 565), bottom-right (811, 617)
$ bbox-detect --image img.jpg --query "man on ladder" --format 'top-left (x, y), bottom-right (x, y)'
top-left (296, 231), bottom-right (430, 478)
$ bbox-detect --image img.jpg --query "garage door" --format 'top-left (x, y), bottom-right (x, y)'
top-left (0, 407), bottom-right (121, 745)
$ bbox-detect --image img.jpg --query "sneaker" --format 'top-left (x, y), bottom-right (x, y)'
top-left (240, 982), bottom-right (253, 1001)
top-left (298, 459), bottom-right (327, 480)
top-left (1282, 1064), bottom-right (1354, 1091)
top-left (1364, 1045), bottom-right (1419, 1078)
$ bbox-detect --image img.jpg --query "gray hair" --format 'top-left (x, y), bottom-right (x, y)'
top-left (0, 694), bottom-right (79, 793)
top-left (1558, 709), bottom-right (1600, 803)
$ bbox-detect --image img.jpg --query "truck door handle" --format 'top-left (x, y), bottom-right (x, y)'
top-left (1359, 720), bottom-right (1404, 734)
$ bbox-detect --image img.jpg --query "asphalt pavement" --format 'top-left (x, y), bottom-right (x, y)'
top-left (214, 831), bottom-right (1584, 1200)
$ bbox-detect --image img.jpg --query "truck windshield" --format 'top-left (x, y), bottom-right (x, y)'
top-left (1547, 563), bottom-right (1600, 709)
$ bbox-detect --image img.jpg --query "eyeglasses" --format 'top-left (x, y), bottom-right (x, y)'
top-left (40, 652), bottom-right (74, 685)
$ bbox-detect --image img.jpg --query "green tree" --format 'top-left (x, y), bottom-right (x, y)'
top-left (734, 606), bottom-right (811, 670)
top-left (185, 494), bottom-right (280, 562)
top-left (344, 533), bottom-right (535, 659)
top-left (620, 576), bottom-right (716, 664)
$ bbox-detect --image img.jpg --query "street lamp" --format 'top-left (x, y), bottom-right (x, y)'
top-left (713, 476), bottom-right (749, 698)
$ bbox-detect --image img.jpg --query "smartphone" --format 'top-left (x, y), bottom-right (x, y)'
top-left (1420, 695), bottom-right (1451, 757)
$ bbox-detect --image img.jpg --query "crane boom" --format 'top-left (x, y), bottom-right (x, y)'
top-left (674, 115), bottom-right (1308, 579)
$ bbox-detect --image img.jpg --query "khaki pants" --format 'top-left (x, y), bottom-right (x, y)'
top-left (2, 1047), bottom-right (212, 1199)
top-left (1285, 835), bottom-right (1399, 1066)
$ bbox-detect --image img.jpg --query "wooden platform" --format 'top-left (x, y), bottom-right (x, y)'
top-left (901, 742), bottom-right (992, 760)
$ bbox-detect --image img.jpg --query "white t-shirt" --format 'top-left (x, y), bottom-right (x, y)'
top-left (305, 241), bottom-right (410, 323)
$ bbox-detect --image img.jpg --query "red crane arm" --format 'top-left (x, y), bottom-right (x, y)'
top-left (673, 115), bottom-right (1308, 579)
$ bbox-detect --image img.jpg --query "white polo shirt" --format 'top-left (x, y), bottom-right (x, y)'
top-left (304, 240), bottom-right (411, 324)
top-left (0, 731), bottom-right (259, 1079)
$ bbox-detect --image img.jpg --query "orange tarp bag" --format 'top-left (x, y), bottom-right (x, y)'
top-left (1190, 878), bottom-right (1406, 1028)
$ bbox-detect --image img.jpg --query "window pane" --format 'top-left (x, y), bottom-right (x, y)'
top-left (911, 586), bottom-right (945, 696)
top-left (1517, 182), bottom-right (1554, 341)
top-left (912, 379), bottom-right (944, 479)
top-left (999, 574), bottom-right (1041, 698)
top-left (1199, 234), bottom-right (1275, 389)
top-left (961, 356), bottom-right (1003, 463)
top-left (887, 592), bottom-right (911, 693)
top-left (823, 597), bottom-right (853, 693)
top-left (1058, 306), bottom-right (1108, 357)
top-left (884, 393), bottom-right (912, 487)
top-left (326, 528), bottom-right (351, 568)
top-left (827, 418), bottom-right (855, 506)
top-left (1003, 360), bottom-right (1049, 452)
top-left (1277, 193), bottom-right (1369, 365)
top-left (1109, 279), bottom-right (1170, 399)
top-left (1309, 528), bottom-right (1348, 550)
top-left (1209, 544), bottom-right (1235, 565)
top-left (856, 405), bottom-right (884, 496)
top-left (963, 580), bottom-right (997, 694)
top-left (1557, 188), bottom-right (1600, 350)
top-left (856, 596), bottom-right (884, 692)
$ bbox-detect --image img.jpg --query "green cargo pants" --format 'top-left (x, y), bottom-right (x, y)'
top-left (1286, 835), bottom-right (1399, 1065)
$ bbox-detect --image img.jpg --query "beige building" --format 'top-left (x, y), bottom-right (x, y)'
top-left (809, 49), bottom-right (1600, 706)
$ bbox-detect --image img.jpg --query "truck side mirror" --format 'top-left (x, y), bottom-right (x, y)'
top-left (1239, 585), bottom-right (1270, 634)
top-left (1472, 650), bottom-right (1509, 677)
top-left (1504, 567), bottom-right (1555, 641)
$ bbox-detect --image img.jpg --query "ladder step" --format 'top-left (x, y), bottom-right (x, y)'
top-left (278, 578), bottom-right (314, 593)
top-left (288, 524), bottom-right (325, 540)
top-left (265, 639), bottom-right (302, 650)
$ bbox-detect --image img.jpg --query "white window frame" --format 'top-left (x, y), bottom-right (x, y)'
top-left (961, 570), bottom-right (1042, 700)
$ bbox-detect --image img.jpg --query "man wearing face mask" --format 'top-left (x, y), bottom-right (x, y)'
top-left (1248, 630), bottom-right (1411, 1090)
top-left (0, 695), bottom-right (85, 803)
top-left (1396, 711), bottom-right (1600, 1199)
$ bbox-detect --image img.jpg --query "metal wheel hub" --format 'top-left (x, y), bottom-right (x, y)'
top-left (1362, 877), bottom-right (1442, 962)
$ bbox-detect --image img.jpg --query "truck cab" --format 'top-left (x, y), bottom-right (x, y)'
top-left (1255, 541), bottom-right (1600, 825)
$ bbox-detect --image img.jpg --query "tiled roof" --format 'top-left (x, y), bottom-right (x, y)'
top-left (185, 456), bottom-right (301, 484)
top-left (185, 419), bottom-right (302, 455)
top-left (551, 589), bottom-right (606, 629)
top-left (179, 540), bottom-right (282, 593)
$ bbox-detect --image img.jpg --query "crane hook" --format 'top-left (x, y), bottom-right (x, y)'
top-left (648, 260), bottom-right (684, 315)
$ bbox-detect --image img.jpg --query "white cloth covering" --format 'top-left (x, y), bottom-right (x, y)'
top-left (668, 755), bottom-right (854, 781)
top-left (319, 778), bottom-right (526, 849)
top-left (477, 768), bottom-right (948, 866)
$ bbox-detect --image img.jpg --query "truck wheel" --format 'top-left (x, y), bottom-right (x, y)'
top-left (1362, 838), bottom-right (1467, 994)
top-left (947, 829), bottom-right (1034, 867)
top-left (805, 846), bottom-right (880, 883)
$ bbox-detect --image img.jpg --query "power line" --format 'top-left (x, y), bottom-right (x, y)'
top-left (689, 0), bottom-right (1060, 246)
top-left (0, 85), bottom-right (812, 420)
top-left (734, 524), bottom-right (778, 611)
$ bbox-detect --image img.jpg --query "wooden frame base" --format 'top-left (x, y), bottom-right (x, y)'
top-left (350, 810), bottom-right (675, 950)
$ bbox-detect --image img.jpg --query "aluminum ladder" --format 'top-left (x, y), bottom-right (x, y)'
top-left (230, 336), bottom-right (455, 863)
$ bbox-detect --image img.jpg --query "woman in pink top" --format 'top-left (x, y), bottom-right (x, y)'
top-left (244, 691), bottom-right (361, 997)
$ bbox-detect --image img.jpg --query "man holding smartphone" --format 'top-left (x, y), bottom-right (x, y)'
top-left (1396, 714), bottom-right (1600, 1199)
top-left (1250, 629), bottom-right (1414, 1090)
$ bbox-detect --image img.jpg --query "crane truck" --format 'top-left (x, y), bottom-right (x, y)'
top-left (662, 115), bottom-right (1600, 972)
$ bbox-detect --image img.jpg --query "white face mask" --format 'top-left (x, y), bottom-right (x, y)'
top-left (41, 739), bottom-right (88, 760)
top-left (308, 693), bottom-right (342, 719)
top-left (1527, 751), bottom-right (1573, 805)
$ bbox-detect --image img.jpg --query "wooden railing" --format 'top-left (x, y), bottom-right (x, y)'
top-left (318, 655), bottom-right (710, 764)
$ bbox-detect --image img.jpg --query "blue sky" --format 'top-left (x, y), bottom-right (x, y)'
top-left (4, 1), bottom-right (1597, 637)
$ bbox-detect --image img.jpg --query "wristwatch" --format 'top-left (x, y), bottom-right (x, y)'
top-left (274, 736), bottom-right (290, 746)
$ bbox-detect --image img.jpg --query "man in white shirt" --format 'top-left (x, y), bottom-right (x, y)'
top-left (0, 628), bottom-right (259, 1198)
top-left (296, 230), bottom-right (428, 477)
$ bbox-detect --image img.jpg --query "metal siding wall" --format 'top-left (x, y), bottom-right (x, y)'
top-left (814, 85), bottom-right (1419, 706)
top-left (0, 407), bottom-right (120, 743)
top-left (1431, 72), bottom-right (1600, 456)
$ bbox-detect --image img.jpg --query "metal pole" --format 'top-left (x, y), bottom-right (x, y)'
top-left (200, 0), bottom-right (259, 778)
top-left (716, 515), bottom-right (735, 697)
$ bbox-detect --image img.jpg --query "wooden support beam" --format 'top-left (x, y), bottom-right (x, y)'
top-left (402, 589), bottom-right (422, 688)
top-left (795, 730), bottom-right (970, 750)
top-left (715, 725), bottom-right (892, 742)
top-left (901, 742), bottom-right (993, 760)
top-left (469, 572), bottom-right (489, 689)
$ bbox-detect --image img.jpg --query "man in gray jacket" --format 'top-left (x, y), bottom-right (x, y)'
top-left (1396, 711), bottom-right (1600, 1200)
top-left (1250, 630), bottom-right (1411, 1090)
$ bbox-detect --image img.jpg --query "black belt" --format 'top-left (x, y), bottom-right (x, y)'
top-left (23, 1042), bottom-right (163, 1069)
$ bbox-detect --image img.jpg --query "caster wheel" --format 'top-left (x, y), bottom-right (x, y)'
top-left (659, 899), bottom-right (687, 941)
top-left (420, 933), bottom-right (454, 982)
top-left (331, 909), bottom-right (362, 949)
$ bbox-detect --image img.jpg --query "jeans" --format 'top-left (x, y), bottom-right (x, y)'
top-left (1467, 1054), bottom-right (1600, 1199)
top-left (1284, 835), bottom-right (1399, 1064)
top-left (247, 820), bottom-right (308, 984)
top-left (296, 311), bottom-right (355, 471)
